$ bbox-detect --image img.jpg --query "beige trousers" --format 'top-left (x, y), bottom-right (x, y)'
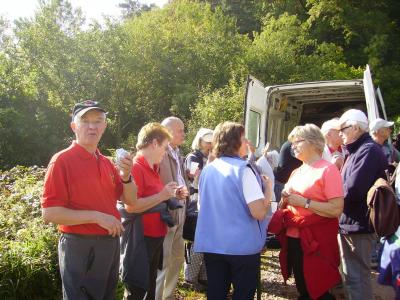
top-left (155, 207), bottom-right (185, 300)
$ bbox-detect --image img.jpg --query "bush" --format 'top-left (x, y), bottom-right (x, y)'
top-left (0, 166), bottom-right (61, 299)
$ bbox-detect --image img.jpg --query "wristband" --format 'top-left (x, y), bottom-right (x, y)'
top-left (121, 175), bottom-right (132, 184)
top-left (304, 198), bottom-right (311, 209)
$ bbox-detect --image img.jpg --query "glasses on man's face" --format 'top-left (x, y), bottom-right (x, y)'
top-left (292, 139), bottom-right (306, 146)
top-left (339, 125), bottom-right (352, 133)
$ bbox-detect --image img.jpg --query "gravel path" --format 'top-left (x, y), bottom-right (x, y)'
top-left (176, 249), bottom-right (395, 299)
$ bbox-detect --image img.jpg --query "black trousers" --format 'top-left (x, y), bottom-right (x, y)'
top-left (204, 252), bottom-right (260, 300)
top-left (124, 236), bottom-right (164, 300)
top-left (287, 237), bottom-right (335, 300)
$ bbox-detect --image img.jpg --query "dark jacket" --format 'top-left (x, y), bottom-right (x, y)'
top-left (118, 202), bottom-right (167, 291)
top-left (275, 141), bottom-right (302, 184)
top-left (185, 150), bottom-right (207, 214)
top-left (339, 133), bottom-right (387, 234)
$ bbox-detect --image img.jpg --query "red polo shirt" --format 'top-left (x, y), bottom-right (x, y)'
top-left (132, 154), bottom-right (167, 237)
top-left (41, 141), bottom-right (123, 235)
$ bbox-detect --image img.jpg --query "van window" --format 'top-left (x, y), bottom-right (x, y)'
top-left (248, 110), bottom-right (261, 147)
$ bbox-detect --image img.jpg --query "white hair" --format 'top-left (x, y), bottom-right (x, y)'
top-left (266, 150), bottom-right (279, 169)
top-left (161, 116), bottom-right (182, 129)
top-left (346, 120), bottom-right (369, 132)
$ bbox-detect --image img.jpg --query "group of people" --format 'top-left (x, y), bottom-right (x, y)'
top-left (41, 99), bottom-right (399, 300)
top-left (268, 109), bottom-right (399, 300)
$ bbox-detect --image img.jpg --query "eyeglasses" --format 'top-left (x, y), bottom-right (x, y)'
top-left (292, 139), bottom-right (306, 146)
top-left (339, 125), bottom-right (352, 133)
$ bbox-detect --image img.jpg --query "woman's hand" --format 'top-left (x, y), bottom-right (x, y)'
top-left (193, 168), bottom-right (201, 178)
top-left (286, 193), bottom-right (306, 207)
top-left (160, 182), bottom-right (178, 200)
top-left (261, 175), bottom-right (272, 191)
top-left (261, 175), bottom-right (272, 205)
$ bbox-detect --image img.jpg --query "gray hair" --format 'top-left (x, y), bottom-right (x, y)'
top-left (72, 112), bottom-right (106, 124)
top-left (288, 123), bottom-right (325, 155)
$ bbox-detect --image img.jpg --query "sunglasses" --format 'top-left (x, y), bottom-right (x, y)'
top-left (339, 125), bottom-right (352, 133)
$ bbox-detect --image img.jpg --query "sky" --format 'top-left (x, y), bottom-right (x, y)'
top-left (0, 0), bottom-right (169, 23)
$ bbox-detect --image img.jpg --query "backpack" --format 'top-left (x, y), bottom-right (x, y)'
top-left (367, 165), bottom-right (400, 237)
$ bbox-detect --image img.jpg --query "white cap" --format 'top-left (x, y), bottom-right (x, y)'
top-left (201, 131), bottom-right (213, 143)
top-left (191, 128), bottom-right (214, 150)
top-left (369, 118), bottom-right (394, 132)
top-left (321, 118), bottom-right (340, 135)
top-left (338, 109), bottom-right (368, 126)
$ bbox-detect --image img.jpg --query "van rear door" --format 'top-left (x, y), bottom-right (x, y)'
top-left (363, 64), bottom-right (388, 121)
top-left (364, 64), bottom-right (379, 121)
top-left (244, 76), bottom-right (269, 156)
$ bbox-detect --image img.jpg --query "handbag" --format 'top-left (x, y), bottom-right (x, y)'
top-left (183, 212), bottom-right (198, 242)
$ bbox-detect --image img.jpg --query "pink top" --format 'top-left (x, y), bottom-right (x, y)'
top-left (285, 159), bottom-right (343, 238)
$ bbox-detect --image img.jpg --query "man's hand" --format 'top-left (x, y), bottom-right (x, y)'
top-left (95, 212), bottom-right (124, 237)
top-left (332, 155), bottom-right (344, 170)
top-left (175, 185), bottom-right (189, 199)
top-left (117, 153), bottom-right (133, 181)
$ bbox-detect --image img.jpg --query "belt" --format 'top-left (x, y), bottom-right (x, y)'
top-left (61, 232), bottom-right (118, 240)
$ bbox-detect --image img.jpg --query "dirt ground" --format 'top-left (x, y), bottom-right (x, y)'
top-left (260, 250), bottom-right (395, 299)
top-left (176, 249), bottom-right (395, 299)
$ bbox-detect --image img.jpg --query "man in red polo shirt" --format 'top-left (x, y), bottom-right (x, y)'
top-left (41, 100), bottom-right (137, 300)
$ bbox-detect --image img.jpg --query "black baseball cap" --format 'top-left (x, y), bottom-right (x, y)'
top-left (72, 100), bottom-right (107, 120)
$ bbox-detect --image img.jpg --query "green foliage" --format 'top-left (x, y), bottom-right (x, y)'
top-left (303, 0), bottom-right (400, 115)
top-left (186, 77), bottom-right (245, 149)
top-left (0, 0), bottom-right (399, 169)
top-left (121, 0), bottom-right (247, 123)
top-left (0, 166), bottom-right (60, 299)
top-left (245, 13), bottom-right (362, 85)
top-left (201, 0), bottom-right (269, 37)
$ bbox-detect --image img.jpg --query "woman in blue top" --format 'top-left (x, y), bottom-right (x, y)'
top-left (194, 121), bottom-right (272, 300)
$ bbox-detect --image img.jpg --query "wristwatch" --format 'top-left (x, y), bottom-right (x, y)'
top-left (304, 198), bottom-right (311, 209)
top-left (121, 175), bottom-right (132, 184)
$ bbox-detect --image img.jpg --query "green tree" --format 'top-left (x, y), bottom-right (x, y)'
top-left (245, 13), bottom-right (362, 86)
top-left (186, 76), bottom-right (245, 150)
top-left (121, 0), bottom-right (248, 123)
top-left (118, 0), bottom-right (156, 19)
top-left (303, 0), bottom-right (400, 115)
top-left (200, 0), bottom-right (269, 37)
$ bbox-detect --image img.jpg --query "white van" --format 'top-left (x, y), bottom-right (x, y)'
top-left (244, 65), bottom-right (387, 156)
